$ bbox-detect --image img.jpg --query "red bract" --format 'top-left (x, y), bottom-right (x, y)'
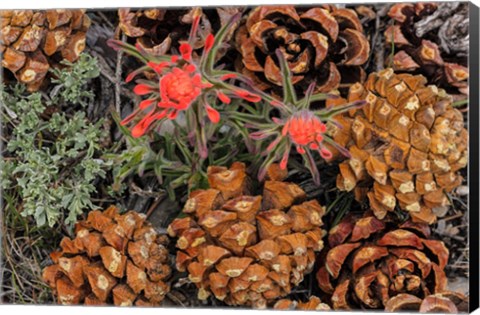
top-left (179, 43), bottom-right (193, 61)
top-left (204, 34), bottom-right (215, 53)
top-left (133, 84), bottom-right (154, 95)
top-left (148, 61), bottom-right (169, 74)
top-left (216, 91), bottom-right (231, 104)
top-left (131, 109), bottom-right (165, 138)
top-left (233, 89), bottom-right (262, 102)
top-left (205, 104), bottom-right (220, 123)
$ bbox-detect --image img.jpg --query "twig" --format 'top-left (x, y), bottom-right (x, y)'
top-left (371, 10), bottom-right (381, 70)
top-left (325, 192), bottom-right (347, 214)
top-left (86, 47), bottom-right (138, 101)
top-left (449, 194), bottom-right (468, 210)
top-left (441, 212), bottom-right (464, 222)
top-left (166, 292), bottom-right (186, 307)
top-left (97, 11), bottom-right (115, 29)
top-left (146, 196), bottom-right (165, 219)
top-left (115, 33), bottom-right (127, 114)
top-left (447, 264), bottom-right (469, 269)
top-left (435, 232), bottom-right (464, 242)
top-left (89, 198), bottom-right (116, 203)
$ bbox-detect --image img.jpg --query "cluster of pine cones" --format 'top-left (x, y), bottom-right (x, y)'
top-left (18, 2), bottom-right (468, 312)
top-left (2, 3), bottom-right (468, 97)
top-left (43, 161), bottom-right (468, 311)
top-left (1, 9), bottom-right (90, 91)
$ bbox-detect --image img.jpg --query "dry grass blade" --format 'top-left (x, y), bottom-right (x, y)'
top-left (1, 198), bottom-right (62, 304)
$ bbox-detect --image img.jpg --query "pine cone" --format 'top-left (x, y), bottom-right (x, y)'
top-left (385, 2), bottom-right (468, 98)
top-left (330, 69), bottom-right (467, 224)
top-left (274, 296), bottom-right (331, 310)
top-left (42, 206), bottom-right (171, 306)
top-left (0, 9), bottom-right (90, 91)
top-left (167, 162), bottom-right (327, 309)
top-left (385, 291), bottom-right (468, 313)
top-left (316, 213), bottom-right (450, 310)
top-left (119, 7), bottom-right (241, 56)
top-left (235, 5), bottom-right (370, 96)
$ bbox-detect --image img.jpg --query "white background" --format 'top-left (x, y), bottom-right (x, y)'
top-left (0, 0), bottom-right (479, 314)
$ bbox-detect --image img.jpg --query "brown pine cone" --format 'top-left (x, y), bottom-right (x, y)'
top-left (274, 296), bottom-right (331, 310)
top-left (329, 69), bottom-right (467, 224)
top-left (316, 213), bottom-right (451, 310)
top-left (385, 291), bottom-right (468, 313)
top-left (235, 5), bottom-right (370, 96)
top-left (1, 9), bottom-right (90, 91)
top-left (167, 162), bottom-right (327, 309)
top-left (385, 2), bottom-right (468, 99)
top-left (118, 7), bottom-right (241, 56)
top-left (42, 206), bottom-right (171, 306)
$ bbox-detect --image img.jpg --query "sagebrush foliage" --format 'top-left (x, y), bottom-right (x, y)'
top-left (1, 54), bottom-right (111, 227)
top-left (49, 54), bottom-right (101, 106)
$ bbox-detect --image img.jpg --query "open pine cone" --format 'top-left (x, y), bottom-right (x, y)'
top-left (385, 291), bottom-right (468, 313)
top-left (316, 213), bottom-right (450, 310)
top-left (1, 9), bottom-right (90, 91)
top-left (235, 5), bottom-right (370, 96)
top-left (274, 296), bottom-right (331, 310)
top-left (167, 162), bottom-right (327, 309)
top-left (329, 68), bottom-right (467, 224)
top-left (42, 206), bottom-right (171, 306)
top-left (119, 7), bottom-right (241, 56)
top-left (385, 2), bottom-right (469, 99)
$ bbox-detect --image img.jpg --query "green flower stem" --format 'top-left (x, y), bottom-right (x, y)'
top-left (227, 111), bottom-right (272, 126)
top-left (203, 13), bottom-right (241, 73)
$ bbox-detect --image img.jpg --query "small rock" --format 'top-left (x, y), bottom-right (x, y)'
top-left (436, 220), bottom-right (446, 234)
top-left (433, 205), bottom-right (450, 217)
top-left (455, 185), bottom-right (469, 196)
top-left (447, 277), bottom-right (469, 295)
top-left (445, 224), bottom-right (460, 236)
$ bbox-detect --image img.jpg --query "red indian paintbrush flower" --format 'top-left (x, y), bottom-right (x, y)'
top-left (125, 44), bottom-right (215, 137)
top-left (109, 12), bottom-right (260, 138)
top-left (252, 110), bottom-right (333, 182)
top-left (238, 49), bottom-right (365, 185)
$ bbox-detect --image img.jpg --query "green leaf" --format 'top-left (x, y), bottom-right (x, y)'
top-left (34, 206), bottom-right (46, 227)
top-left (107, 39), bottom-right (149, 63)
top-left (61, 193), bottom-right (74, 208)
top-left (204, 13), bottom-right (241, 72)
top-left (275, 49), bottom-right (297, 106)
top-left (315, 100), bottom-right (366, 120)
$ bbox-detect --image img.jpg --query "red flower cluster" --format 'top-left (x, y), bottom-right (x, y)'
top-left (280, 111), bottom-right (331, 168)
top-left (284, 111), bottom-right (329, 154)
top-left (157, 65), bottom-right (205, 119)
top-left (122, 37), bottom-right (262, 138)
